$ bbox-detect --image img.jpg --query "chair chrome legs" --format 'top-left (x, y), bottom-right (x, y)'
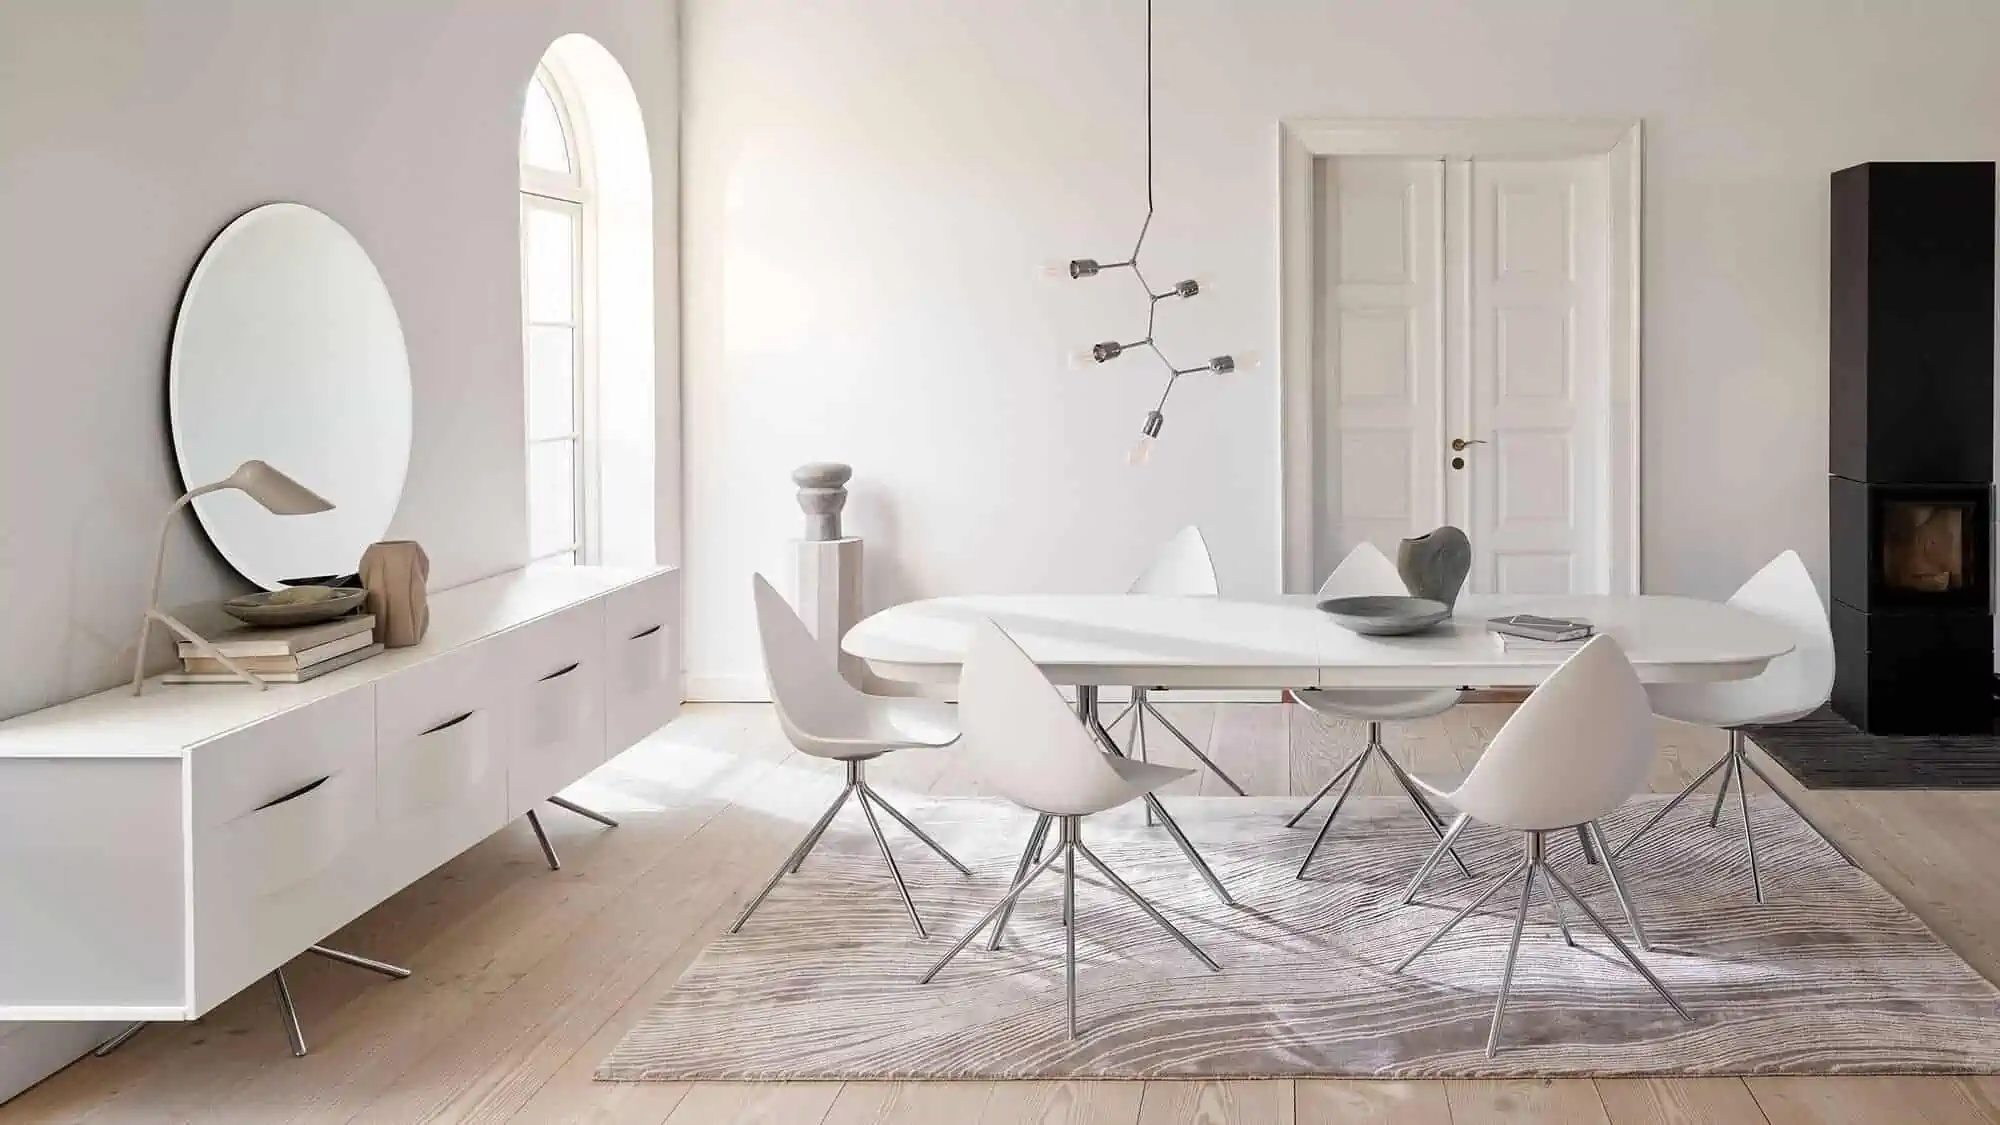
top-left (524, 795), bottom-right (620, 871)
top-left (1587, 822), bottom-right (1649, 951)
top-left (985, 812), bottom-right (1055, 951)
top-left (94, 943), bottom-right (411, 1060)
top-left (1080, 687), bottom-right (1236, 909)
top-left (923, 814), bottom-right (1220, 1039)
top-left (1293, 721), bottom-right (1474, 881)
top-left (1613, 730), bottom-right (1859, 902)
top-left (1396, 831), bottom-right (1690, 1057)
top-left (728, 759), bottom-right (970, 937)
top-left (1111, 689), bottom-right (1248, 797)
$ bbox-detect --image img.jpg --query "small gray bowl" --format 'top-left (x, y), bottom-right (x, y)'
top-left (223, 586), bottom-right (369, 627)
top-left (1316, 594), bottom-right (1450, 636)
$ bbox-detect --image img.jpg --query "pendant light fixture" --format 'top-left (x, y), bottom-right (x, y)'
top-left (1053, 0), bottom-right (1251, 465)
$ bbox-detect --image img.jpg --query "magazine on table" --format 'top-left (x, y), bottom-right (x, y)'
top-left (1487, 614), bottom-right (1594, 649)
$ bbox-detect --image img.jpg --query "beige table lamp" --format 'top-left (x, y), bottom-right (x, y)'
top-left (131, 460), bottom-right (333, 695)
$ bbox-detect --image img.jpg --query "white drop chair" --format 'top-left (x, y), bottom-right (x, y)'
top-left (1614, 550), bottom-right (1857, 901)
top-left (1100, 525), bottom-right (1246, 797)
top-left (922, 618), bottom-right (1222, 1038)
top-left (729, 575), bottom-right (971, 938)
top-left (1290, 542), bottom-right (1471, 880)
top-left (1393, 635), bottom-right (1689, 1057)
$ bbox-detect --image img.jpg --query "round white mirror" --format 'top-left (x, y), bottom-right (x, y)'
top-left (170, 203), bottom-right (412, 589)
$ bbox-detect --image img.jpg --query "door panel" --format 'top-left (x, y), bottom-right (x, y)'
top-left (1317, 156), bottom-right (1446, 581)
top-left (1316, 151), bottom-right (1611, 596)
top-left (1462, 156), bottom-right (1607, 594)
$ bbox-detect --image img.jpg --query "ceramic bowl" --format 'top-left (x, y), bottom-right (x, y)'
top-left (222, 585), bottom-right (368, 627)
top-left (1316, 594), bottom-right (1451, 636)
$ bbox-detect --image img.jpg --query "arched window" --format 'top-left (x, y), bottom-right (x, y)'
top-left (519, 37), bottom-right (657, 571)
top-left (521, 65), bottom-right (593, 565)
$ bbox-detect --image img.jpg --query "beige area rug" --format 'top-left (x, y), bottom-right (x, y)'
top-left (598, 794), bottom-right (2000, 1079)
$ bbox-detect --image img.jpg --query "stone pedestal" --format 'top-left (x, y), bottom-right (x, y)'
top-left (795, 536), bottom-right (865, 687)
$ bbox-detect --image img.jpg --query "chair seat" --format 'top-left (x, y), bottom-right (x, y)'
top-left (1645, 683), bottom-right (1814, 730)
top-left (1011, 753), bottom-right (1192, 818)
top-left (873, 696), bottom-right (960, 747)
top-left (1293, 687), bottom-right (1462, 721)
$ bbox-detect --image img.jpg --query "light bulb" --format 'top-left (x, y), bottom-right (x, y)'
top-left (1068, 341), bottom-right (1126, 369)
top-left (1232, 349), bottom-right (1262, 372)
top-left (1209, 349), bottom-right (1261, 375)
top-left (1040, 258), bottom-right (1101, 280)
top-left (1128, 409), bottom-right (1165, 465)
top-left (1068, 342), bottom-right (1122, 369)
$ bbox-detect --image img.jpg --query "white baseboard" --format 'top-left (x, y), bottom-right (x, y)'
top-left (684, 675), bottom-right (770, 702)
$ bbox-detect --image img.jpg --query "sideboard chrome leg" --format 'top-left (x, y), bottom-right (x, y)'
top-left (526, 810), bottom-right (561, 871)
top-left (91, 1022), bottom-right (145, 1057)
top-left (308, 945), bottom-right (412, 979)
top-left (547, 794), bottom-right (620, 828)
top-left (273, 970), bottom-right (307, 1058)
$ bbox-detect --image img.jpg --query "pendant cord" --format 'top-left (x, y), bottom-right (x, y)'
top-left (1145, 0), bottom-right (1154, 216)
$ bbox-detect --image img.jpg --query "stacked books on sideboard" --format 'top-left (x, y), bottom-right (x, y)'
top-left (1486, 613), bottom-right (1594, 651)
top-left (163, 615), bottom-right (383, 684)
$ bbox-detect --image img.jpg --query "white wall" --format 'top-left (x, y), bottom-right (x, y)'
top-left (0, 0), bottom-right (678, 1101)
top-left (680, 0), bottom-right (2000, 697)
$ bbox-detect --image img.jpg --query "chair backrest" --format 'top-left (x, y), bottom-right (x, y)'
top-left (1447, 634), bottom-right (1655, 831)
top-left (958, 618), bottom-right (1152, 815)
top-left (752, 573), bottom-right (865, 755)
top-left (1129, 525), bottom-right (1219, 595)
top-left (1317, 541), bottom-right (1407, 597)
top-left (1649, 550), bottom-right (1832, 727)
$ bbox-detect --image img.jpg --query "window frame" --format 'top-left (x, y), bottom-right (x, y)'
top-left (520, 63), bottom-right (600, 566)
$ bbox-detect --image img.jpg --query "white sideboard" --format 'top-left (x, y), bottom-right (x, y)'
top-left (0, 564), bottom-right (681, 1023)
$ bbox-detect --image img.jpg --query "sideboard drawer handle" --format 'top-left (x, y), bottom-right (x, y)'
top-left (628, 623), bottom-right (662, 641)
top-left (419, 710), bottom-right (476, 736)
top-left (256, 774), bottom-right (332, 812)
top-left (539, 662), bottom-right (581, 683)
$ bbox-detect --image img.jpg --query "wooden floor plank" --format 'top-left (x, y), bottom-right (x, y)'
top-left (659, 1081), bottom-right (842, 1125)
top-left (1136, 1080), bottom-right (1294, 1125)
top-left (1593, 1078), bottom-right (1769, 1125)
top-left (1745, 1076), bottom-right (2000, 1125)
top-left (820, 1082), bottom-right (994, 1124)
top-left (978, 1080), bottom-right (1144, 1125)
top-left (1447, 1078), bottom-right (1613, 1124)
top-left (1295, 1079), bottom-right (1452, 1123)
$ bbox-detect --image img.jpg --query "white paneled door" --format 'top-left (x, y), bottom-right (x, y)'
top-left (1319, 153), bottom-right (1612, 595)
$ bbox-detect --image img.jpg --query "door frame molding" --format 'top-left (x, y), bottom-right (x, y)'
top-left (1277, 118), bottom-right (1643, 594)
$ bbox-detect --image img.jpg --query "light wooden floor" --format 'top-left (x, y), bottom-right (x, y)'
top-left (9, 700), bottom-right (2000, 1124)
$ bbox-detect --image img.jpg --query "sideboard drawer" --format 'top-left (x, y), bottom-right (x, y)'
top-left (603, 569), bottom-right (682, 756)
top-left (376, 639), bottom-right (505, 822)
top-left (500, 601), bottom-right (607, 817)
top-left (369, 638), bottom-right (510, 898)
top-left (188, 689), bottom-right (379, 1013)
top-left (188, 687), bottom-right (375, 831)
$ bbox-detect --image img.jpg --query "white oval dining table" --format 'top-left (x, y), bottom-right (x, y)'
top-left (843, 593), bottom-right (1796, 690)
top-left (844, 591), bottom-right (1795, 912)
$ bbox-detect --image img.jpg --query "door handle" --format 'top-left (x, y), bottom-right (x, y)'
top-left (1450, 437), bottom-right (1488, 452)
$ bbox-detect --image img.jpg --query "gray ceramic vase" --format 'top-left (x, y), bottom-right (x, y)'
top-left (1397, 526), bottom-right (1471, 612)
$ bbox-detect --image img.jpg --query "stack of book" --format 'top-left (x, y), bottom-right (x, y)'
top-left (1487, 613), bottom-right (1594, 652)
top-left (163, 615), bottom-right (382, 684)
